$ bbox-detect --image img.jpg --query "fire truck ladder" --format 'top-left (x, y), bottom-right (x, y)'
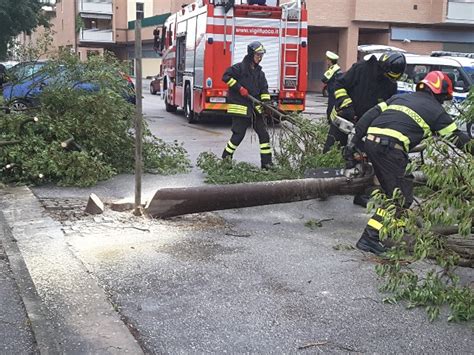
top-left (281, 1), bottom-right (302, 91)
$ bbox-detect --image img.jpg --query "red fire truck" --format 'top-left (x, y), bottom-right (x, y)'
top-left (158, 0), bottom-right (307, 123)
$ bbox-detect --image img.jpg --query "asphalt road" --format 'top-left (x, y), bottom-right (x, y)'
top-left (27, 89), bottom-right (474, 353)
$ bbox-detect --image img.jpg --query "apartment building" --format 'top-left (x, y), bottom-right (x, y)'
top-left (26, 0), bottom-right (128, 60)
top-left (304, 0), bottom-right (474, 91)
top-left (24, 0), bottom-right (474, 91)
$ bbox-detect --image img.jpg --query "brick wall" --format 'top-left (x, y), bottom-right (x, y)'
top-left (305, 0), bottom-right (355, 27)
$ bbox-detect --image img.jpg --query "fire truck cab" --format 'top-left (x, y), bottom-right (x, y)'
top-left (159, 0), bottom-right (307, 123)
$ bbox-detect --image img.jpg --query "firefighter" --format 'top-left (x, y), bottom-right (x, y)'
top-left (322, 52), bottom-right (406, 154)
top-left (321, 51), bottom-right (341, 125)
top-left (153, 27), bottom-right (160, 52)
top-left (221, 41), bottom-right (273, 169)
top-left (345, 71), bottom-right (472, 255)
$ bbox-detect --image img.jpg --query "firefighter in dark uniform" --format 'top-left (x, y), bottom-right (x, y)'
top-left (321, 50), bottom-right (341, 125)
top-left (221, 41), bottom-right (273, 169)
top-left (345, 71), bottom-right (473, 255)
top-left (323, 52), bottom-right (406, 153)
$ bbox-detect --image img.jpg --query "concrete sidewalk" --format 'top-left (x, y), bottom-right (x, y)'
top-left (0, 186), bottom-right (143, 354)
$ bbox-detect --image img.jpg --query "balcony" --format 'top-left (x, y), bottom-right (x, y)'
top-left (77, 0), bottom-right (113, 14)
top-left (39, 0), bottom-right (56, 12)
top-left (79, 29), bottom-right (114, 43)
top-left (446, 0), bottom-right (474, 24)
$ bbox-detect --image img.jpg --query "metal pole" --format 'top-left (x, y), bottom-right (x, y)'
top-left (134, 8), bottom-right (143, 215)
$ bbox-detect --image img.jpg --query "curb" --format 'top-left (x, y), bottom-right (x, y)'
top-left (0, 186), bottom-right (143, 354)
top-left (0, 212), bottom-right (61, 353)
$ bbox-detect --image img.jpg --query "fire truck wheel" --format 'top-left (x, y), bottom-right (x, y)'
top-left (165, 91), bottom-right (177, 113)
top-left (184, 86), bottom-right (197, 123)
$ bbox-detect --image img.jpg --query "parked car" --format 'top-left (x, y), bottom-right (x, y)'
top-left (0, 61), bottom-right (19, 70)
top-left (3, 62), bottom-right (136, 110)
top-left (357, 44), bottom-right (406, 61)
top-left (149, 74), bottom-right (161, 95)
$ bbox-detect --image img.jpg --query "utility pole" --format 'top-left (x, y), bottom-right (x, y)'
top-left (134, 3), bottom-right (144, 215)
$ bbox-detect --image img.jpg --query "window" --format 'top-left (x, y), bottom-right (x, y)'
top-left (403, 64), bottom-right (429, 83)
top-left (136, 2), bottom-right (144, 20)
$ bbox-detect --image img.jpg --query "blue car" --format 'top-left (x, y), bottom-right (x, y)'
top-left (3, 61), bottom-right (136, 111)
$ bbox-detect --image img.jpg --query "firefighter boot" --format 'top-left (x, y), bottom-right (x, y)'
top-left (222, 149), bottom-right (232, 160)
top-left (222, 140), bottom-right (238, 160)
top-left (356, 228), bottom-right (387, 255)
top-left (260, 142), bottom-right (272, 169)
top-left (353, 186), bottom-right (377, 208)
top-left (353, 194), bottom-right (370, 208)
top-left (261, 154), bottom-right (273, 170)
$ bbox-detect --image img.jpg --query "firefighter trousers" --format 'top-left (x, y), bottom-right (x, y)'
top-left (358, 139), bottom-right (414, 249)
top-left (222, 114), bottom-right (272, 168)
top-left (322, 122), bottom-right (348, 153)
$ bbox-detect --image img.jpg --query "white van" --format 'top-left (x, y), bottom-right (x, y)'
top-left (364, 53), bottom-right (473, 137)
top-left (365, 53), bottom-right (472, 102)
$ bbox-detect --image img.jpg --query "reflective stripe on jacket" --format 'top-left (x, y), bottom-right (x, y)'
top-left (355, 91), bottom-right (459, 151)
top-left (222, 55), bottom-right (269, 117)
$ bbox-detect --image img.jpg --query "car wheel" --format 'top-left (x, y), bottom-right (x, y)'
top-left (467, 123), bottom-right (473, 139)
top-left (184, 85), bottom-right (197, 123)
top-left (164, 90), bottom-right (177, 112)
top-left (10, 100), bottom-right (29, 112)
top-left (150, 84), bottom-right (157, 95)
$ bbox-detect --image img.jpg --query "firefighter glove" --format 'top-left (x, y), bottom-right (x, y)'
top-left (239, 86), bottom-right (249, 97)
top-left (343, 142), bottom-right (359, 169)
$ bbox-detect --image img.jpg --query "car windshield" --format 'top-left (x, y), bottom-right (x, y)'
top-left (8, 62), bottom-right (48, 80)
top-left (463, 66), bottom-right (474, 82)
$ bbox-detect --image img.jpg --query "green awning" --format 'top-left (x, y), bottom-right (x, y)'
top-left (128, 13), bottom-right (171, 30)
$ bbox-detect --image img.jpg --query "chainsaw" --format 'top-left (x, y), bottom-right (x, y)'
top-left (304, 161), bottom-right (373, 179)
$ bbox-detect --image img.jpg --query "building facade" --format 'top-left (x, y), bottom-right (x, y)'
top-left (301, 0), bottom-right (474, 91)
top-left (23, 0), bottom-right (474, 91)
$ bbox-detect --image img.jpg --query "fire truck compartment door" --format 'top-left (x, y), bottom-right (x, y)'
top-left (232, 19), bottom-right (281, 91)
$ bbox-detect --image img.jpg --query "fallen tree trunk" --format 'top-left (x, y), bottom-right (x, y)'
top-left (145, 175), bottom-right (374, 218)
top-left (445, 234), bottom-right (474, 267)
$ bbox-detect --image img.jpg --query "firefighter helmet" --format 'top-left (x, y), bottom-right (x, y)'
top-left (247, 41), bottom-right (266, 57)
top-left (378, 52), bottom-right (406, 80)
top-left (416, 71), bottom-right (453, 100)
